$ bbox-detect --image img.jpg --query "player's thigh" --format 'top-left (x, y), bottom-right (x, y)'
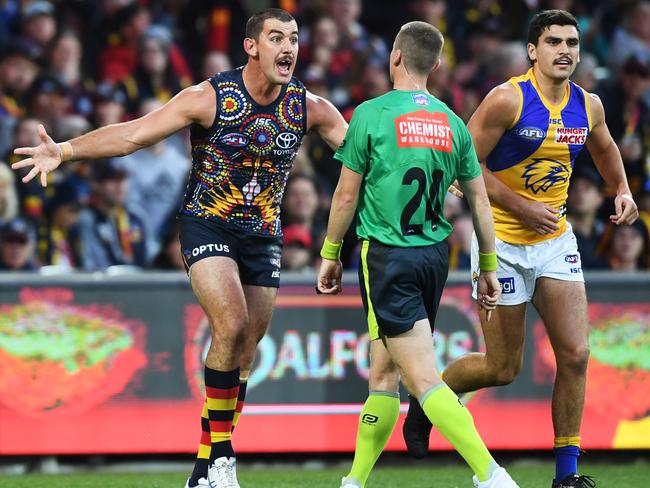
top-left (532, 277), bottom-right (589, 362)
top-left (190, 256), bottom-right (248, 336)
top-left (368, 338), bottom-right (399, 392)
top-left (482, 304), bottom-right (527, 372)
top-left (383, 319), bottom-right (440, 398)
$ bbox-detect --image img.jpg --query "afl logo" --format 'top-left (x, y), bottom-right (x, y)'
top-left (517, 127), bottom-right (545, 140)
top-left (275, 132), bottom-right (298, 149)
top-left (221, 133), bottom-right (249, 147)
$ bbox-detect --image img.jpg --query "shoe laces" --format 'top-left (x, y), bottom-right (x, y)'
top-left (209, 458), bottom-right (238, 487)
top-left (573, 475), bottom-right (596, 488)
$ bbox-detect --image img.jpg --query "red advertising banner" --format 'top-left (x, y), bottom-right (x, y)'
top-left (0, 274), bottom-right (648, 454)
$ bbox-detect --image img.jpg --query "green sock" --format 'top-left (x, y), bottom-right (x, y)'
top-left (420, 383), bottom-right (497, 481)
top-left (348, 391), bottom-right (400, 486)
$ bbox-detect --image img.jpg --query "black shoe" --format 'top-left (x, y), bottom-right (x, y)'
top-left (402, 394), bottom-right (432, 459)
top-left (552, 474), bottom-right (596, 487)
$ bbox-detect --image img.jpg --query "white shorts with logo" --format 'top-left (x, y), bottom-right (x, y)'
top-left (471, 225), bottom-right (584, 306)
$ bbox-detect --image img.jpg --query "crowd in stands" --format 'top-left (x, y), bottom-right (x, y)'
top-left (1, 0), bottom-right (649, 274)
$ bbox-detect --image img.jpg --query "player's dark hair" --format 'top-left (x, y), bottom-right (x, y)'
top-left (246, 8), bottom-right (295, 41)
top-left (527, 9), bottom-right (579, 46)
top-left (394, 21), bottom-right (444, 76)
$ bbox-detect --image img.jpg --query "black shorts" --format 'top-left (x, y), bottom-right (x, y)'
top-left (179, 216), bottom-right (282, 288)
top-left (358, 240), bottom-right (449, 339)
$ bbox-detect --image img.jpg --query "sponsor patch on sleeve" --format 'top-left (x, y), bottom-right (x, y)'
top-left (395, 110), bottom-right (453, 152)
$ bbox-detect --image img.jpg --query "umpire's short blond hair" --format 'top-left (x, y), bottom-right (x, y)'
top-left (394, 21), bottom-right (444, 76)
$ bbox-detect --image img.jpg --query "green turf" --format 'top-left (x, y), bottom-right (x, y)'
top-left (1, 461), bottom-right (648, 488)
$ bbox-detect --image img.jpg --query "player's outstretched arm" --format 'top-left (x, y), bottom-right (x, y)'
top-left (469, 83), bottom-right (560, 235)
top-left (585, 93), bottom-right (639, 225)
top-left (306, 91), bottom-right (348, 151)
top-left (12, 82), bottom-right (216, 186)
top-left (459, 175), bottom-right (500, 319)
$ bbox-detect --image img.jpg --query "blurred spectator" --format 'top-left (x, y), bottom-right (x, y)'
top-left (20, 1), bottom-right (57, 55)
top-left (202, 50), bottom-right (232, 79)
top-left (112, 99), bottom-right (190, 245)
top-left (76, 160), bottom-right (151, 270)
top-left (0, 39), bottom-right (39, 155)
top-left (0, 217), bottom-right (37, 270)
top-left (36, 177), bottom-right (87, 268)
top-left (452, 19), bottom-right (503, 96)
top-left (427, 55), bottom-right (475, 121)
top-left (300, 16), bottom-right (339, 88)
top-left (606, 214), bottom-right (650, 271)
top-left (98, 3), bottom-right (151, 82)
top-left (282, 173), bottom-right (321, 235)
top-left (150, 221), bottom-right (184, 270)
top-left (410, 0), bottom-right (455, 66)
top-left (324, 0), bottom-right (388, 107)
top-left (599, 53), bottom-right (650, 195)
top-left (480, 41), bottom-right (529, 97)
top-left (571, 51), bottom-right (599, 92)
top-left (26, 74), bottom-right (72, 129)
top-left (48, 31), bottom-right (93, 116)
top-left (567, 167), bottom-right (608, 269)
top-left (608, 1), bottom-right (650, 73)
top-left (119, 25), bottom-right (191, 114)
top-left (90, 82), bottom-right (127, 127)
top-left (0, 162), bottom-right (18, 225)
top-left (281, 224), bottom-right (314, 271)
top-left (448, 213), bottom-right (473, 270)
top-left (0, 0), bottom-right (20, 48)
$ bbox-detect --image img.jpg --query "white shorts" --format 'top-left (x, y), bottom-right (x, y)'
top-left (471, 225), bottom-right (584, 306)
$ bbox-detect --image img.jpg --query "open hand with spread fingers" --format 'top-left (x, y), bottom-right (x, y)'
top-left (11, 124), bottom-right (63, 187)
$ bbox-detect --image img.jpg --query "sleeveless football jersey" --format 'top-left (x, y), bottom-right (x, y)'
top-left (181, 68), bottom-right (307, 236)
top-left (486, 68), bottom-right (592, 245)
top-left (335, 90), bottom-right (481, 247)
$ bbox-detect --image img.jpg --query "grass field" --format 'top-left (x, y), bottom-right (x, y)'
top-left (2, 461), bottom-right (649, 488)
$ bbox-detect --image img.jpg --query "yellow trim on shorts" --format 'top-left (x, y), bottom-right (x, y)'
top-left (360, 240), bottom-right (380, 340)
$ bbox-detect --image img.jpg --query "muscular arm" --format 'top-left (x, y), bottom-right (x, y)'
top-left (586, 93), bottom-right (638, 224)
top-left (458, 175), bottom-right (496, 254)
top-left (306, 91), bottom-right (348, 151)
top-left (468, 83), bottom-right (560, 235)
top-left (468, 83), bottom-right (525, 212)
top-left (325, 166), bottom-right (363, 243)
top-left (13, 81), bottom-right (216, 185)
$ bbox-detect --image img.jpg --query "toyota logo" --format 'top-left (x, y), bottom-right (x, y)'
top-left (275, 132), bottom-right (298, 149)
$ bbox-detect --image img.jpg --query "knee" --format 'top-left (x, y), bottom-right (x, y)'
top-left (210, 315), bottom-right (249, 347)
top-left (488, 358), bottom-right (522, 386)
top-left (492, 366), bottom-right (520, 386)
top-left (369, 367), bottom-right (400, 392)
top-left (557, 343), bottom-right (590, 375)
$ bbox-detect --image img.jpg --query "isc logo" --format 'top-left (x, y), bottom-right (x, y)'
top-left (517, 127), bottom-right (545, 140)
top-left (498, 277), bottom-right (516, 294)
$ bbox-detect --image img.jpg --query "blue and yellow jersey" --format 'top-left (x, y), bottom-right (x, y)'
top-left (486, 68), bottom-right (592, 245)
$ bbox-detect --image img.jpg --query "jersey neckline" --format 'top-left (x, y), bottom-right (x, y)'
top-left (528, 67), bottom-right (570, 112)
top-left (236, 67), bottom-right (289, 108)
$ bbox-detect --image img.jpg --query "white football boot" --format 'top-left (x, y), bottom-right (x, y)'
top-left (473, 467), bottom-right (520, 488)
top-left (340, 475), bottom-right (362, 488)
top-left (207, 456), bottom-right (240, 488)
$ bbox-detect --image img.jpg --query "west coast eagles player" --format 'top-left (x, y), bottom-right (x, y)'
top-left (403, 10), bottom-right (638, 488)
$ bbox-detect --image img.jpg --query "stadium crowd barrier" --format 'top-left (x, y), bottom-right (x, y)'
top-left (1, 271), bottom-right (648, 455)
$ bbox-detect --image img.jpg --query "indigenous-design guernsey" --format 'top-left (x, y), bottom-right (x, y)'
top-left (181, 68), bottom-right (307, 236)
top-left (486, 68), bottom-right (592, 245)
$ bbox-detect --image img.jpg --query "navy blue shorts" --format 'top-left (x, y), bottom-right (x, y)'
top-left (358, 240), bottom-right (449, 339)
top-left (179, 216), bottom-right (282, 288)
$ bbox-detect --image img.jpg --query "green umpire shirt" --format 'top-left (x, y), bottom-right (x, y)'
top-left (334, 90), bottom-right (482, 247)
